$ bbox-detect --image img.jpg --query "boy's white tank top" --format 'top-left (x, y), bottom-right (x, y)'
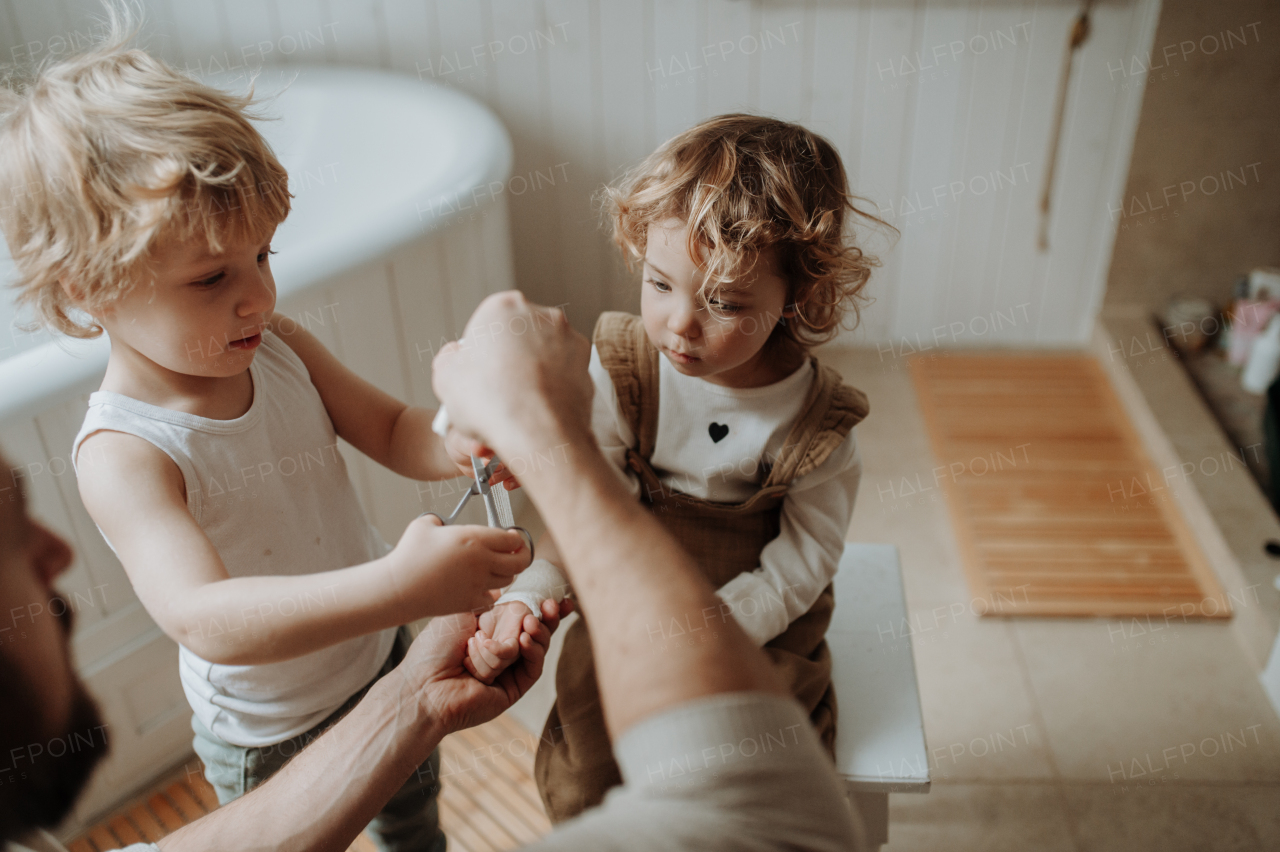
top-left (72, 330), bottom-right (396, 747)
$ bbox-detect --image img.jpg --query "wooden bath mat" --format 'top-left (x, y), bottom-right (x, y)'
top-left (909, 353), bottom-right (1229, 618)
top-left (67, 713), bottom-right (549, 852)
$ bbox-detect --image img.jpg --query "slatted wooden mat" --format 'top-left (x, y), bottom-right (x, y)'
top-left (66, 713), bottom-right (550, 852)
top-left (909, 353), bottom-right (1229, 617)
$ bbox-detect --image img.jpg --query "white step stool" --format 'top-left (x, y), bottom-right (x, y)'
top-left (829, 543), bottom-right (931, 849)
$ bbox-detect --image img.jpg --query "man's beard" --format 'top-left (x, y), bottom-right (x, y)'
top-left (0, 595), bottom-right (110, 842)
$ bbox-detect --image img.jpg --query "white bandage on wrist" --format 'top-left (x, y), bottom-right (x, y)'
top-left (496, 592), bottom-right (546, 619)
top-left (495, 558), bottom-right (569, 620)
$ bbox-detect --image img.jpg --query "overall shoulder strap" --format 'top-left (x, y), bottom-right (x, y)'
top-left (592, 312), bottom-right (661, 459)
top-left (764, 361), bottom-right (870, 487)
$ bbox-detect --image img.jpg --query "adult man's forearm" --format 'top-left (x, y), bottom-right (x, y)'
top-left (158, 677), bottom-right (440, 852)
top-left (506, 428), bottom-right (786, 737)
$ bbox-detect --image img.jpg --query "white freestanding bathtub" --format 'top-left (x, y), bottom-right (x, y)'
top-left (0, 65), bottom-right (515, 828)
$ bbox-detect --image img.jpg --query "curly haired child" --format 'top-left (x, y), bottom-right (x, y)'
top-left (465, 114), bottom-right (888, 821)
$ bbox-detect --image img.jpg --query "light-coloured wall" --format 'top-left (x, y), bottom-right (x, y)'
top-left (1, 0), bottom-right (1158, 349)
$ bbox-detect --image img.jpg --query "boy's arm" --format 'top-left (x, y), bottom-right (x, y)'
top-left (715, 432), bottom-right (862, 646)
top-left (268, 312), bottom-right (462, 482)
top-left (76, 431), bottom-right (527, 665)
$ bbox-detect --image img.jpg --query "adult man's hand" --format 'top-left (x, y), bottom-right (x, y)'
top-left (388, 598), bottom-right (571, 736)
top-left (431, 291), bottom-right (593, 459)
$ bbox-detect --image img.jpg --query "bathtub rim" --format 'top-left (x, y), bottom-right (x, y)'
top-left (0, 64), bottom-right (514, 427)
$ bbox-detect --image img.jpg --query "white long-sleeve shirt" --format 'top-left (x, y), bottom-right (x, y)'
top-left (501, 346), bottom-right (862, 646)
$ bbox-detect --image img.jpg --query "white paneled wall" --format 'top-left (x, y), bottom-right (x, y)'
top-left (1, 0), bottom-right (1158, 348)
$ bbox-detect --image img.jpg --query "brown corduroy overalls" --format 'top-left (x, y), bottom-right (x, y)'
top-left (534, 311), bottom-right (870, 823)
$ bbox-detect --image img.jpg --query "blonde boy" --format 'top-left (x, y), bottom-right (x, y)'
top-left (0, 15), bottom-right (542, 852)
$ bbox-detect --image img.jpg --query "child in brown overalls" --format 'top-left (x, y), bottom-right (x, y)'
top-left (464, 114), bottom-right (887, 822)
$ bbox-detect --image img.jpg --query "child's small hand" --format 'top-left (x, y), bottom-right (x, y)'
top-left (386, 514), bottom-right (530, 616)
top-left (464, 600), bottom-right (533, 684)
top-left (444, 429), bottom-right (519, 491)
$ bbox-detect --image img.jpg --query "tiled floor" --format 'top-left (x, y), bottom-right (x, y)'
top-left (823, 347), bottom-right (1280, 850)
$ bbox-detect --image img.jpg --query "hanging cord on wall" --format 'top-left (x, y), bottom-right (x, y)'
top-left (1038, 0), bottom-right (1095, 252)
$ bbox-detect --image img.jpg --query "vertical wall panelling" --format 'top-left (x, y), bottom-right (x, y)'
top-left (982, 0), bottom-right (1039, 344)
top-left (143, 0), bottom-right (188, 66)
top-left (702, 0), bottom-right (753, 117)
top-left (477, 193), bottom-right (517, 305)
top-left (754, 2), bottom-right (808, 122)
top-left (382, 260), bottom-right (416, 406)
top-left (329, 0), bottom-right (388, 68)
top-left (894, 2), bottom-right (969, 344)
top-left (381, 236), bottom-right (457, 526)
top-left (545, 0), bottom-right (605, 329)
top-left (595, 0), bottom-right (653, 312)
top-left (651, 0), bottom-right (701, 144)
top-left (963, 2), bottom-right (1032, 334)
top-left (271, 0), bottom-right (341, 65)
top-left (443, 202), bottom-right (492, 334)
top-left (938, 1), bottom-right (1011, 337)
top-left (217, 0), bottom-right (277, 73)
top-left (5, 0), bottom-right (65, 66)
top-left (163, 0), bottom-right (228, 74)
top-left (852, 3), bottom-right (919, 346)
top-left (328, 263), bottom-right (409, 401)
top-left (318, 265), bottom-right (410, 534)
top-left (381, 0), bottom-right (431, 72)
top-left (432, 0), bottom-right (493, 104)
top-left (490, 0), bottom-right (558, 308)
top-left (387, 236), bottom-right (455, 411)
top-left (0, 0), bottom-right (24, 55)
top-left (990, 0), bottom-right (1062, 345)
top-left (1036, 0), bottom-right (1142, 343)
top-left (807, 1), bottom-right (858, 155)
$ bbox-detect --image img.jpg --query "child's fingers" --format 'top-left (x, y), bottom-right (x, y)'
top-left (473, 636), bottom-right (506, 671)
top-left (484, 635), bottom-right (521, 663)
top-left (488, 556), bottom-right (533, 587)
top-left (472, 526), bottom-right (531, 555)
top-left (467, 637), bottom-right (504, 683)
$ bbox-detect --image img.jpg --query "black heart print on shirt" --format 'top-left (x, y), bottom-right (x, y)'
top-left (709, 422), bottom-right (729, 443)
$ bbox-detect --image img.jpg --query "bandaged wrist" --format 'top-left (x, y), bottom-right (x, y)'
top-left (495, 591), bottom-right (546, 618)
top-left (495, 558), bottom-right (569, 620)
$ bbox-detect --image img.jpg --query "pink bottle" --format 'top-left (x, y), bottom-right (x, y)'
top-left (1228, 299), bottom-right (1280, 366)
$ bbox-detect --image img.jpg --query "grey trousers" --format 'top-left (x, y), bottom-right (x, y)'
top-left (191, 627), bottom-right (445, 852)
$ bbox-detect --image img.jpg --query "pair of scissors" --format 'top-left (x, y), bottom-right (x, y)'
top-left (420, 454), bottom-right (535, 559)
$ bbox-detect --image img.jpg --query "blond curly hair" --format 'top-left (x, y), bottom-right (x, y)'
top-left (0, 3), bottom-right (291, 339)
top-left (604, 114), bottom-right (892, 348)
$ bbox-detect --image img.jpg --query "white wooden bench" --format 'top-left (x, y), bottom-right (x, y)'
top-left (829, 543), bottom-right (931, 849)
